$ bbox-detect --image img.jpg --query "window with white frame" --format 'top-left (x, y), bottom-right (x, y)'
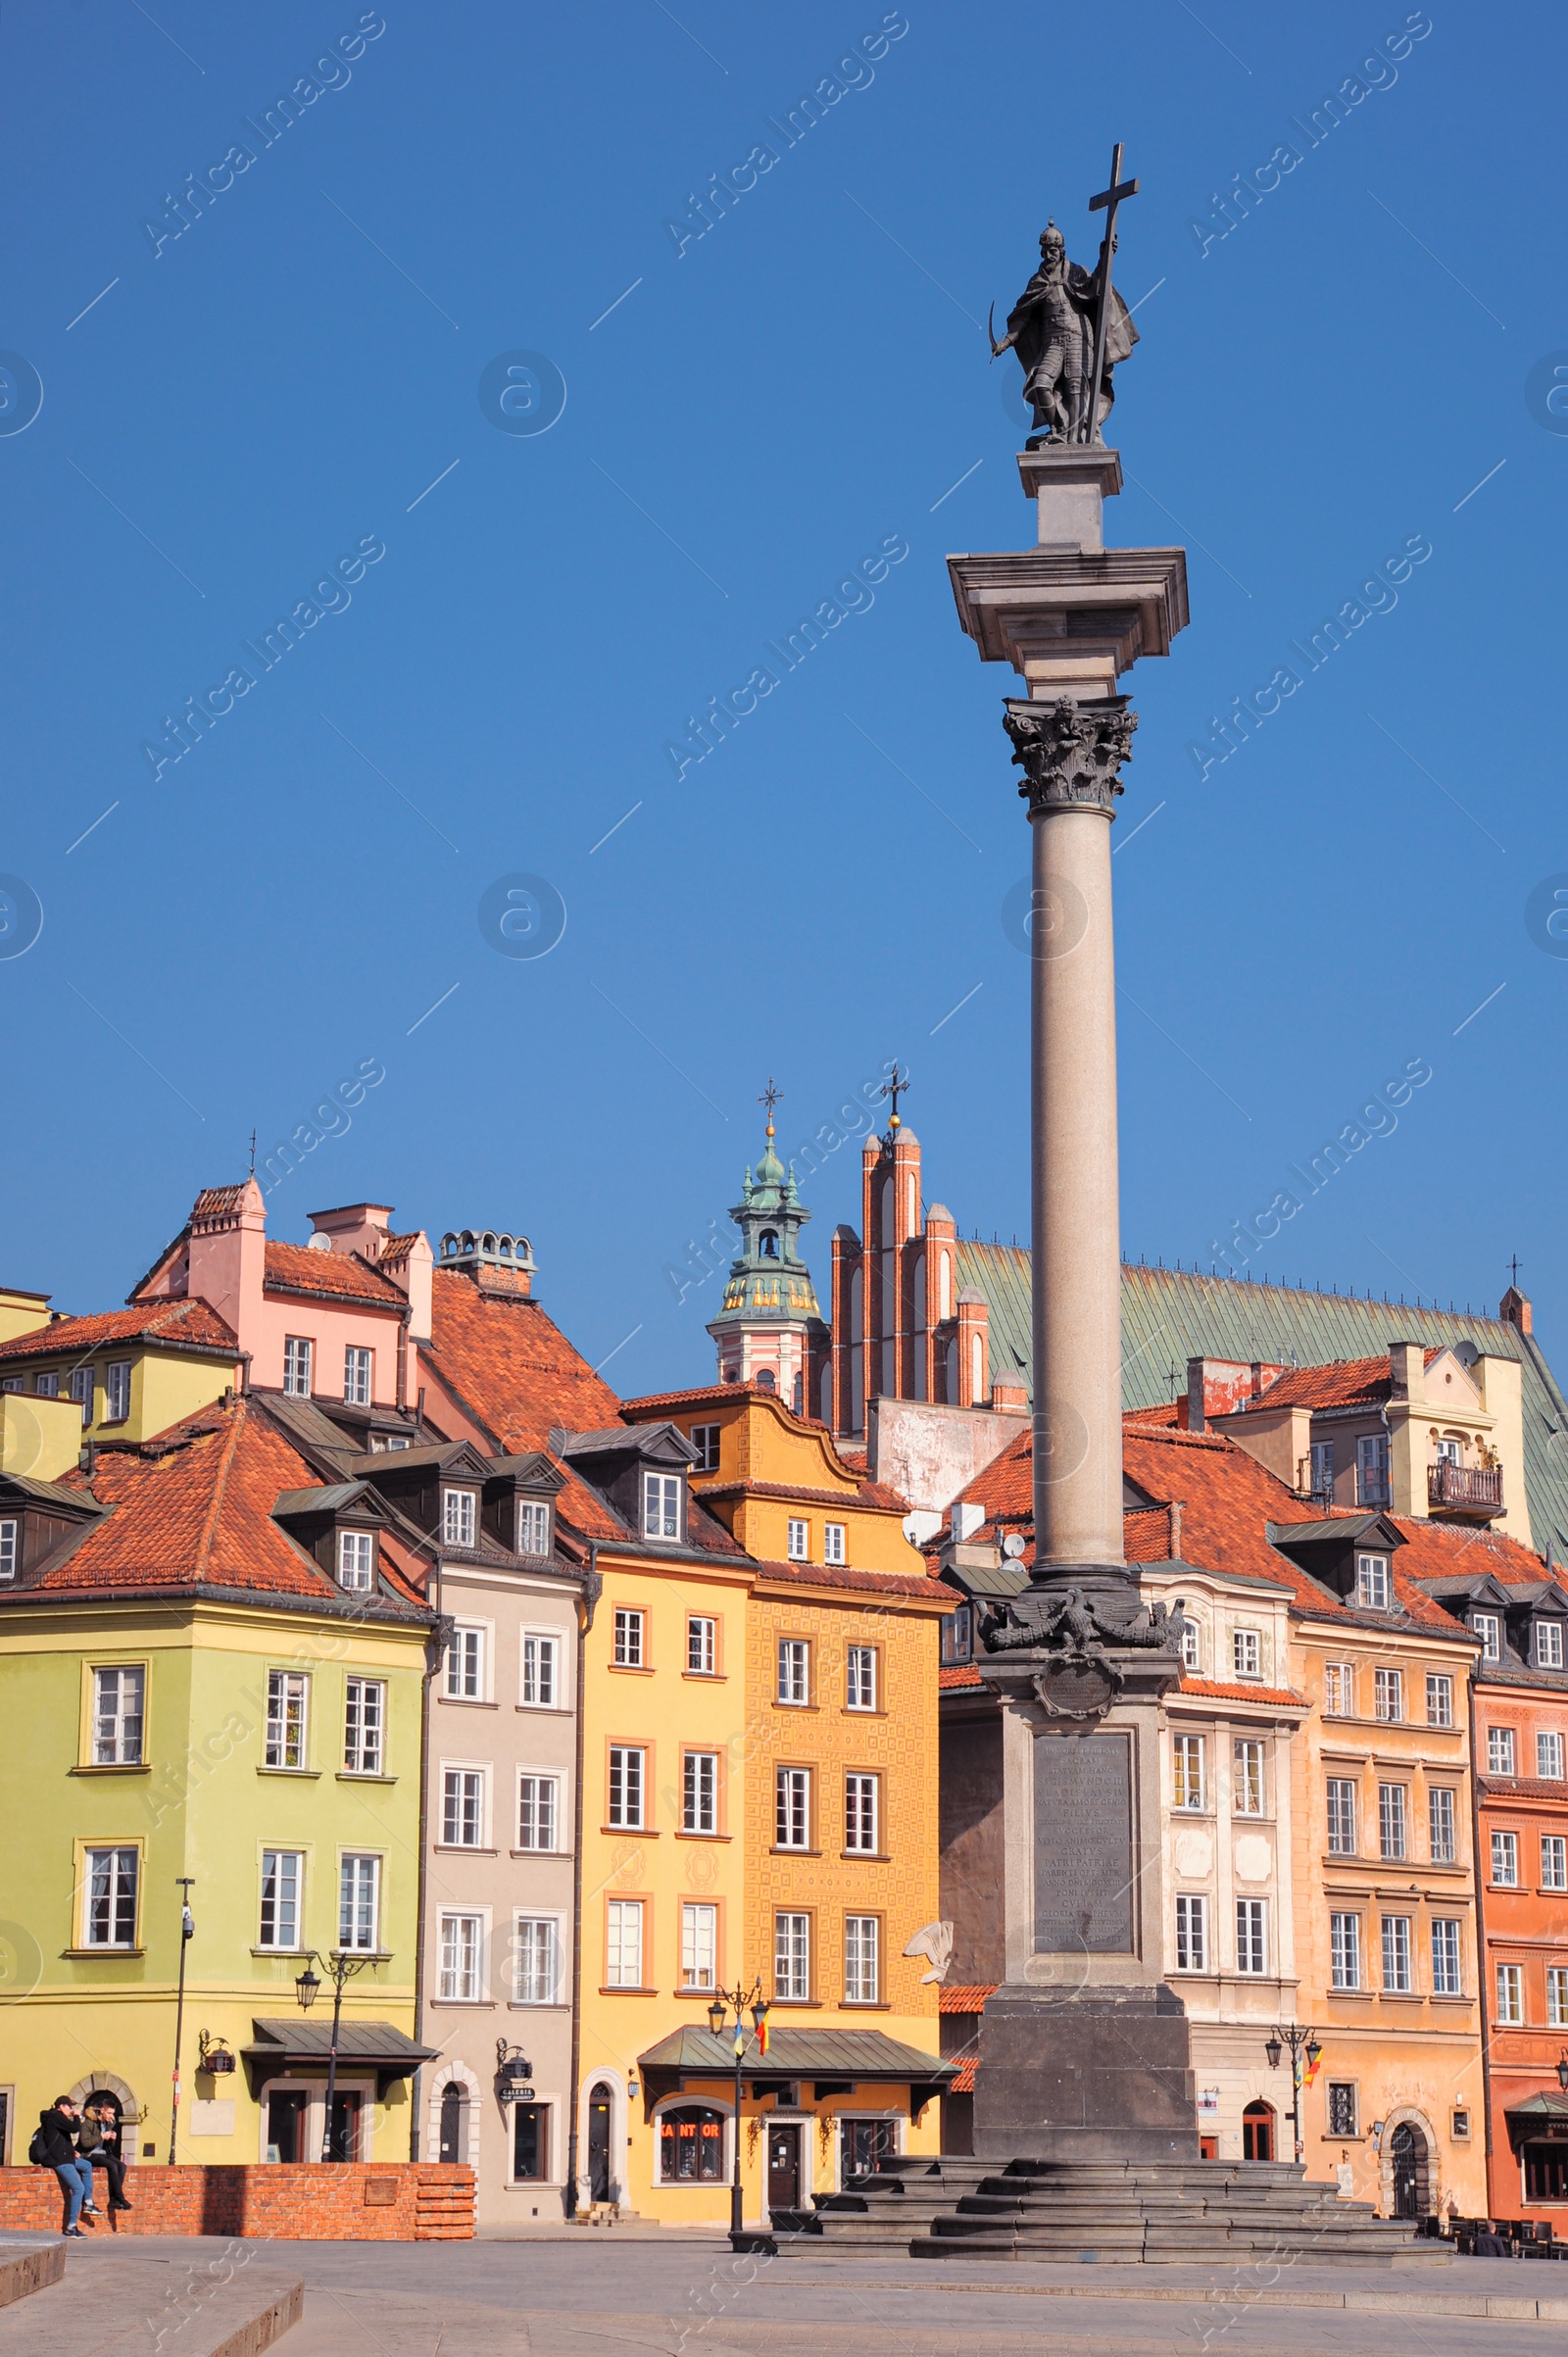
top-left (1180, 1617), bottom-right (1201, 1672)
top-left (1355, 1441), bottom-right (1390, 1509)
top-left (612, 1608), bottom-right (644, 1668)
top-left (337, 1529), bottom-right (374, 1592)
top-left (1488, 1725), bottom-right (1516, 1775)
top-left (1330, 1911), bottom-right (1361, 1989)
top-left (1426, 1672), bottom-right (1453, 1728)
top-left (777, 1639), bottom-right (808, 1706)
top-left (515, 1499), bottom-right (552, 1557)
top-left (1233, 1739), bottom-right (1264, 1816)
top-left (1374, 1667), bottom-right (1403, 1722)
top-left (1473, 1611), bottom-right (1501, 1661)
top-left (442, 1768), bottom-right (484, 1847)
top-left (1491, 1829), bottom-right (1519, 1887)
top-left (1543, 1834), bottom-right (1568, 1891)
top-left (1378, 1782), bottom-right (1407, 1861)
top-left (93, 1665), bottom-right (144, 1765)
top-left (104, 1360), bottom-right (131, 1422)
top-left (847, 1646), bottom-right (877, 1711)
top-left (845, 1915), bottom-right (880, 2003)
top-left (514, 1916), bottom-right (559, 2004)
top-left (689, 1423), bottom-right (720, 1474)
top-left (1174, 1892), bottom-right (1207, 1972)
top-left (445, 1625), bottom-right (483, 1700)
top-left (1549, 1966), bottom-right (1568, 2029)
top-left (1536, 1620), bottom-right (1566, 1669)
top-left (606, 1898), bottom-right (644, 1987)
top-left (34, 1371), bottom-right (56, 1398)
top-left (84, 1846), bottom-right (138, 1946)
top-left (642, 1471), bottom-right (682, 1541)
top-left (442, 1487), bottom-right (476, 1548)
top-left (1326, 1778), bottom-right (1356, 1855)
top-left (1355, 1550), bottom-right (1391, 1608)
top-left (1429, 1786), bottom-right (1456, 1864)
top-left (259, 1850), bottom-right (303, 1949)
top-left (1235, 1897), bottom-right (1266, 1976)
top-left (1309, 1438), bottom-right (1336, 1499)
top-left (845, 1774), bottom-right (879, 1853)
top-left (1327, 2081), bottom-right (1357, 2136)
top-left (517, 1774), bottom-right (559, 1852)
top-left (1381, 1913), bottom-right (1412, 1994)
top-left (343, 1677), bottom-right (384, 1775)
top-left (686, 1615), bottom-right (715, 1675)
top-left (1323, 1660), bottom-right (1354, 1715)
top-left (609, 1745), bottom-right (645, 1829)
top-left (1432, 1917), bottom-right (1462, 1997)
top-left (1539, 1730), bottom-right (1565, 1779)
top-left (70, 1366), bottom-right (93, 1422)
top-left (775, 1766), bottom-right (809, 1849)
top-left (680, 1901), bottom-right (717, 1990)
top-left (1495, 1961), bottom-right (1524, 2025)
top-left (343, 1346), bottom-right (372, 1406)
top-left (339, 1853), bottom-right (380, 1950)
top-left (787, 1518), bottom-right (808, 1561)
top-left (683, 1750), bottom-right (718, 1836)
top-left (774, 1910), bottom-right (809, 2000)
top-left (823, 1522), bottom-right (846, 1566)
top-left (0, 1519), bottom-right (16, 1582)
top-left (282, 1338), bottom-right (314, 1398)
top-left (1233, 1629), bottom-right (1261, 1680)
top-left (265, 1669), bottom-right (308, 1769)
top-left (1172, 1734), bottom-right (1205, 1811)
top-left (520, 1633), bottom-right (559, 1707)
top-left (438, 1911), bottom-right (482, 2001)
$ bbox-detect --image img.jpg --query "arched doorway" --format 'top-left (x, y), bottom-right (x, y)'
top-left (438, 2081), bottom-right (467, 2166)
top-left (1241, 2099), bottom-right (1275, 2161)
top-left (587, 2083), bottom-right (613, 2202)
top-left (1391, 2122), bottom-right (1427, 2218)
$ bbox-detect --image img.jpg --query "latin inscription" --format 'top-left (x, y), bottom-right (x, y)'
top-left (1033, 1730), bottom-right (1133, 1953)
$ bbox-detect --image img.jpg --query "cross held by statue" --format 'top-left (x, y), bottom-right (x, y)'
top-left (1082, 141), bottom-right (1138, 447)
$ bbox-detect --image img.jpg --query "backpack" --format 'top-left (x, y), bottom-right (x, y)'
top-left (27, 2126), bottom-right (49, 2166)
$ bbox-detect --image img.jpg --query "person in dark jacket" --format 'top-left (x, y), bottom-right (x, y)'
top-left (36, 2100), bottom-right (98, 2234)
top-left (77, 2100), bottom-right (131, 2211)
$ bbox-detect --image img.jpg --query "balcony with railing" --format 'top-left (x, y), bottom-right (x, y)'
top-left (1428, 1458), bottom-right (1503, 1521)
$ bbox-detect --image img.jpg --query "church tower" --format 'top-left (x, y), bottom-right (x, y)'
top-left (707, 1089), bottom-right (830, 1414)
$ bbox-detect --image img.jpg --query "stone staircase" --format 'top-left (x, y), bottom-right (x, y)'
top-left (0, 2235), bottom-right (303, 2357)
top-left (770, 2156), bottom-right (1446, 2264)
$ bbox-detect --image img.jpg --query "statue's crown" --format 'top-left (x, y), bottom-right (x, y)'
top-left (1040, 219), bottom-right (1064, 251)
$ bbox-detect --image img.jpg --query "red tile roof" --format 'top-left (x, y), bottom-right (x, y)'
top-left (1479, 1776), bottom-right (1568, 1802)
top-left (1175, 1676), bottom-right (1308, 1708)
top-left (0, 1298), bottom-right (238, 1363)
top-left (699, 1477), bottom-right (910, 1515)
top-left (752, 1558), bottom-right (945, 1601)
top-left (1241, 1350), bottom-right (1440, 1412)
top-left (264, 1242), bottom-right (406, 1305)
top-left (947, 2058), bottom-right (977, 2092)
top-left (939, 1663), bottom-right (983, 1690)
top-left (1390, 1514), bottom-right (1558, 1591)
top-left (938, 1985), bottom-right (997, 2014)
top-left (29, 1399), bottom-right (421, 1606)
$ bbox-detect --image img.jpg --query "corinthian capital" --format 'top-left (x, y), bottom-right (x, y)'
top-left (1004, 694), bottom-right (1137, 817)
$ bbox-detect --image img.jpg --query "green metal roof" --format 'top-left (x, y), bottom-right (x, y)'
top-left (637, 2025), bottom-right (950, 2081)
top-left (953, 1250), bottom-right (1568, 1564)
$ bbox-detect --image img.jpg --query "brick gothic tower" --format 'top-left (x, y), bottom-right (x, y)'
top-left (827, 1117), bottom-right (974, 1440)
top-left (707, 1112), bottom-right (830, 1413)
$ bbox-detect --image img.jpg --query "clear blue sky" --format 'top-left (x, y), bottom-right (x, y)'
top-left (3, 1), bottom-right (1563, 1397)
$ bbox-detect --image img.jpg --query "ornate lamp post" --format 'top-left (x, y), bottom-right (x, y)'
top-left (1264, 2024), bottom-right (1322, 2165)
top-left (295, 1949), bottom-right (372, 2160)
top-left (706, 1981), bottom-right (769, 2242)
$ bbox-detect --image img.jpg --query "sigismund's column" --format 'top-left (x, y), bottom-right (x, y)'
top-left (949, 437), bottom-right (1198, 2162)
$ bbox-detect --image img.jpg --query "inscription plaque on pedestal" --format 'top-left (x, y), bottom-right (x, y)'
top-left (1033, 1729), bottom-right (1133, 1952)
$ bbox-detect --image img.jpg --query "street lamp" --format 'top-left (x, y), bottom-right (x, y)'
top-left (706, 1981), bottom-right (770, 2244)
top-left (1557, 2050), bottom-right (1568, 2093)
top-left (1265, 2024), bottom-right (1321, 2166)
top-left (169, 1882), bottom-right (196, 2166)
top-left (295, 1949), bottom-right (372, 2160)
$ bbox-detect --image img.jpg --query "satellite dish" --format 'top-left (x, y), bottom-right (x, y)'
top-left (306, 1232), bottom-right (333, 1253)
top-left (1002, 1532), bottom-right (1026, 1560)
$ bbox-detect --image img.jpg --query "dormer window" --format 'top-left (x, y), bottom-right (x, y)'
top-left (760, 1230), bottom-right (779, 1259)
top-left (1473, 1610), bottom-right (1501, 1661)
top-left (1536, 1619), bottom-right (1565, 1670)
top-left (1180, 1619), bottom-right (1201, 1672)
top-left (0, 1518), bottom-right (16, 1581)
top-left (442, 1488), bottom-right (476, 1548)
top-left (337, 1530), bottom-right (374, 1592)
top-left (1233, 1629), bottom-right (1261, 1681)
top-left (643, 1471), bottom-right (683, 1542)
top-left (515, 1499), bottom-right (551, 1557)
top-left (1354, 1552), bottom-right (1391, 1610)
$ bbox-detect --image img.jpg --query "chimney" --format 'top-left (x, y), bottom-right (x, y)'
top-left (1500, 1285), bottom-right (1533, 1337)
top-left (1388, 1342), bottom-right (1424, 1402)
top-left (952, 1501), bottom-right (986, 1543)
top-left (185, 1179), bottom-right (266, 1355)
top-left (309, 1202), bottom-right (394, 1261)
top-left (435, 1228), bottom-right (536, 1301)
top-left (1168, 1498), bottom-right (1183, 1560)
top-left (1186, 1358), bottom-right (1206, 1436)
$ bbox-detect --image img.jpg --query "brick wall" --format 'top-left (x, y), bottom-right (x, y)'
top-left (0, 2163), bottom-right (473, 2240)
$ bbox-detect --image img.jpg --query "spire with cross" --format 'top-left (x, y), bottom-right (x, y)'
top-left (759, 1076), bottom-right (782, 1144)
top-left (878, 1065), bottom-right (911, 1133)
